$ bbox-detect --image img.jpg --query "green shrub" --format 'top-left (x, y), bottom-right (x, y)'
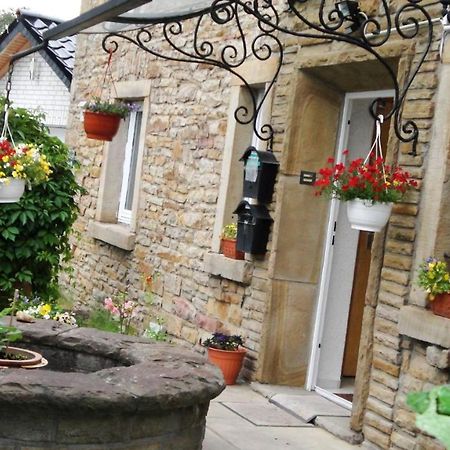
top-left (0, 98), bottom-right (85, 302)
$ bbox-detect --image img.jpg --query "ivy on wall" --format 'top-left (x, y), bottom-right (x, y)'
top-left (0, 98), bottom-right (85, 302)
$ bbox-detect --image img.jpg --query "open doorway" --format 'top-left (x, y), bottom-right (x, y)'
top-left (306, 91), bottom-right (394, 408)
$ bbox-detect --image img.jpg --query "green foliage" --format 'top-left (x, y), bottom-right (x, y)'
top-left (407, 386), bottom-right (450, 448)
top-left (0, 9), bottom-right (15, 33)
top-left (0, 98), bottom-right (85, 302)
top-left (222, 223), bottom-right (238, 239)
top-left (83, 97), bottom-right (136, 119)
top-left (77, 309), bottom-right (120, 333)
top-left (417, 257), bottom-right (450, 299)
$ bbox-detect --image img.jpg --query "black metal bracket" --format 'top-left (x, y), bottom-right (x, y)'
top-left (98, 0), bottom-right (439, 156)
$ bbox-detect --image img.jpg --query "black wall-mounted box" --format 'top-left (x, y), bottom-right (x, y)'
top-left (234, 200), bottom-right (273, 255)
top-left (240, 146), bottom-right (279, 203)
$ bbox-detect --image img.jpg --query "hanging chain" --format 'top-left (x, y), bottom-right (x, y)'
top-left (2, 62), bottom-right (15, 144)
top-left (4, 62), bottom-right (14, 106)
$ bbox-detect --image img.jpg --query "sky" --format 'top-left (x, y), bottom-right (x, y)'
top-left (1, 0), bottom-right (82, 20)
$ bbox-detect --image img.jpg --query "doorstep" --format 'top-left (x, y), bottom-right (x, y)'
top-left (251, 382), bottom-right (363, 445)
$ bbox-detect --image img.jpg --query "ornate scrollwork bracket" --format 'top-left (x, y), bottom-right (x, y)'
top-left (102, 0), bottom-right (437, 155)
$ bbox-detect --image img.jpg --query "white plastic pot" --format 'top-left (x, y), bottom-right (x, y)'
top-left (346, 199), bottom-right (393, 232)
top-left (0, 178), bottom-right (26, 203)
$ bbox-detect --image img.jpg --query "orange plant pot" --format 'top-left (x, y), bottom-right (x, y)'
top-left (430, 293), bottom-right (450, 319)
top-left (221, 238), bottom-right (244, 260)
top-left (207, 347), bottom-right (246, 385)
top-left (83, 111), bottom-right (121, 141)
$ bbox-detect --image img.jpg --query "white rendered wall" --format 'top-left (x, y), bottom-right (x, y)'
top-left (0, 52), bottom-right (70, 140)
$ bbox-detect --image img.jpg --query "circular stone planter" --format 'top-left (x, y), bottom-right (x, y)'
top-left (0, 318), bottom-right (224, 450)
top-left (0, 346), bottom-right (43, 368)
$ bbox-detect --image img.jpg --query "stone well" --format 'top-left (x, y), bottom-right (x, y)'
top-left (0, 319), bottom-right (224, 450)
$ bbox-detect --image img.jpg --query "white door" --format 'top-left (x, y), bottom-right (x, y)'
top-left (306, 91), bottom-right (394, 405)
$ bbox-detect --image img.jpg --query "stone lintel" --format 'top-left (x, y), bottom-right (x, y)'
top-left (399, 306), bottom-right (450, 348)
top-left (88, 221), bottom-right (135, 251)
top-left (204, 252), bottom-right (253, 284)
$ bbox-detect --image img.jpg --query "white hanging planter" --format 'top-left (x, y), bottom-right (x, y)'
top-left (347, 198), bottom-right (393, 232)
top-left (0, 178), bottom-right (26, 203)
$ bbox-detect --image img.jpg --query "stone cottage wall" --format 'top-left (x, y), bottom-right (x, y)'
top-left (63, 1), bottom-right (449, 449)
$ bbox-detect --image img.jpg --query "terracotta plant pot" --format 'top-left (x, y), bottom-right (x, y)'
top-left (207, 347), bottom-right (246, 385)
top-left (0, 346), bottom-right (43, 368)
top-left (0, 178), bottom-right (25, 203)
top-left (430, 293), bottom-right (450, 319)
top-left (83, 111), bottom-right (122, 141)
top-left (347, 199), bottom-right (393, 232)
top-left (221, 238), bottom-right (244, 260)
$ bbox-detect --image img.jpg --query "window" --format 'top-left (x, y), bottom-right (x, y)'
top-left (118, 105), bottom-right (143, 224)
top-left (210, 69), bottom-right (275, 254)
top-left (88, 80), bottom-right (150, 251)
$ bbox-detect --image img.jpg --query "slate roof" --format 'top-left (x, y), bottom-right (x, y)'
top-left (0, 10), bottom-right (76, 88)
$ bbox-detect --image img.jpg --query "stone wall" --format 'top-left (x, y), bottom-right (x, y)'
top-left (62, 2), bottom-right (449, 449)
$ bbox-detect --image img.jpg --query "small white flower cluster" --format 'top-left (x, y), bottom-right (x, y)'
top-left (54, 312), bottom-right (78, 326)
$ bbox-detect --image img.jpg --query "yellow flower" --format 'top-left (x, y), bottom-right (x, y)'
top-left (39, 304), bottom-right (51, 316)
top-left (2, 155), bottom-right (9, 162)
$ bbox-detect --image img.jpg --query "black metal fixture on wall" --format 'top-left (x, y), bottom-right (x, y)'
top-left (91, 0), bottom-right (444, 157)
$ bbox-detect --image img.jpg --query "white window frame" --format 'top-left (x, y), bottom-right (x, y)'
top-left (118, 106), bottom-right (143, 224)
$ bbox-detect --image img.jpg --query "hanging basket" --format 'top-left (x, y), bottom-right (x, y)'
top-left (0, 178), bottom-right (25, 203)
top-left (429, 293), bottom-right (450, 319)
top-left (347, 198), bottom-right (393, 232)
top-left (83, 111), bottom-right (121, 141)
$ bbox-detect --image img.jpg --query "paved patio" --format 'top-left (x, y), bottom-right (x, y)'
top-left (203, 385), bottom-right (361, 449)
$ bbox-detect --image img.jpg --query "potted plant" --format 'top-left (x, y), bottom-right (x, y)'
top-left (417, 257), bottom-right (450, 319)
top-left (82, 97), bottom-right (135, 141)
top-left (0, 138), bottom-right (52, 203)
top-left (315, 152), bottom-right (417, 232)
top-left (221, 223), bottom-right (244, 260)
top-left (202, 332), bottom-right (246, 385)
top-left (407, 386), bottom-right (450, 448)
top-left (0, 291), bottom-right (44, 368)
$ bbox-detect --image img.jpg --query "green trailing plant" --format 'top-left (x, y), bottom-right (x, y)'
top-left (0, 290), bottom-right (23, 355)
top-left (0, 97), bottom-right (85, 303)
top-left (407, 386), bottom-right (450, 448)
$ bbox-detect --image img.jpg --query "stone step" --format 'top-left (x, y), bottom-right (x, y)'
top-left (315, 416), bottom-right (363, 445)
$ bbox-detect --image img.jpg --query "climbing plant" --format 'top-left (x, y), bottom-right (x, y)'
top-left (0, 98), bottom-right (85, 303)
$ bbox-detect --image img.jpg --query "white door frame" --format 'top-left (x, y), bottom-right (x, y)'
top-left (305, 90), bottom-right (395, 396)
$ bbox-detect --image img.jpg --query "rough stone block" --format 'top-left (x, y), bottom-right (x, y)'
top-left (426, 345), bottom-right (450, 369)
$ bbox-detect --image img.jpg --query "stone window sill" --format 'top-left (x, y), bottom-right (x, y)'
top-left (399, 305), bottom-right (450, 348)
top-left (88, 221), bottom-right (135, 251)
top-left (204, 252), bottom-right (253, 284)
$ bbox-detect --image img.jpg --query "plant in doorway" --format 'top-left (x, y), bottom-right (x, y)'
top-left (314, 150), bottom-right (417, 232)
top-left (202, 332), bottom-right (246, 385)
top-left (220, 223), bottom-right (244, 260)
top-left (417, 257), bottom-right (450, 319)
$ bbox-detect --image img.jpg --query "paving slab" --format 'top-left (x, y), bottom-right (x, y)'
top-left (252, 382), bottom-right (317, 399)
top-left (315, 415), bottom-right (363, 445)
top-left (203, 428), bottom-right (239, 450)
top-left (222, 401), bottom-right (311, 427)
top-left (205, 419), bottom-right (359, 450)
top-left (271, 393), bottom-right (351, 423)
top-left (212, 384), bottom-right (267, 403)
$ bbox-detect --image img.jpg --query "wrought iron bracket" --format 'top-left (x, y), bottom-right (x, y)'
top-left (98, 1), bottom-right (438, 155)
